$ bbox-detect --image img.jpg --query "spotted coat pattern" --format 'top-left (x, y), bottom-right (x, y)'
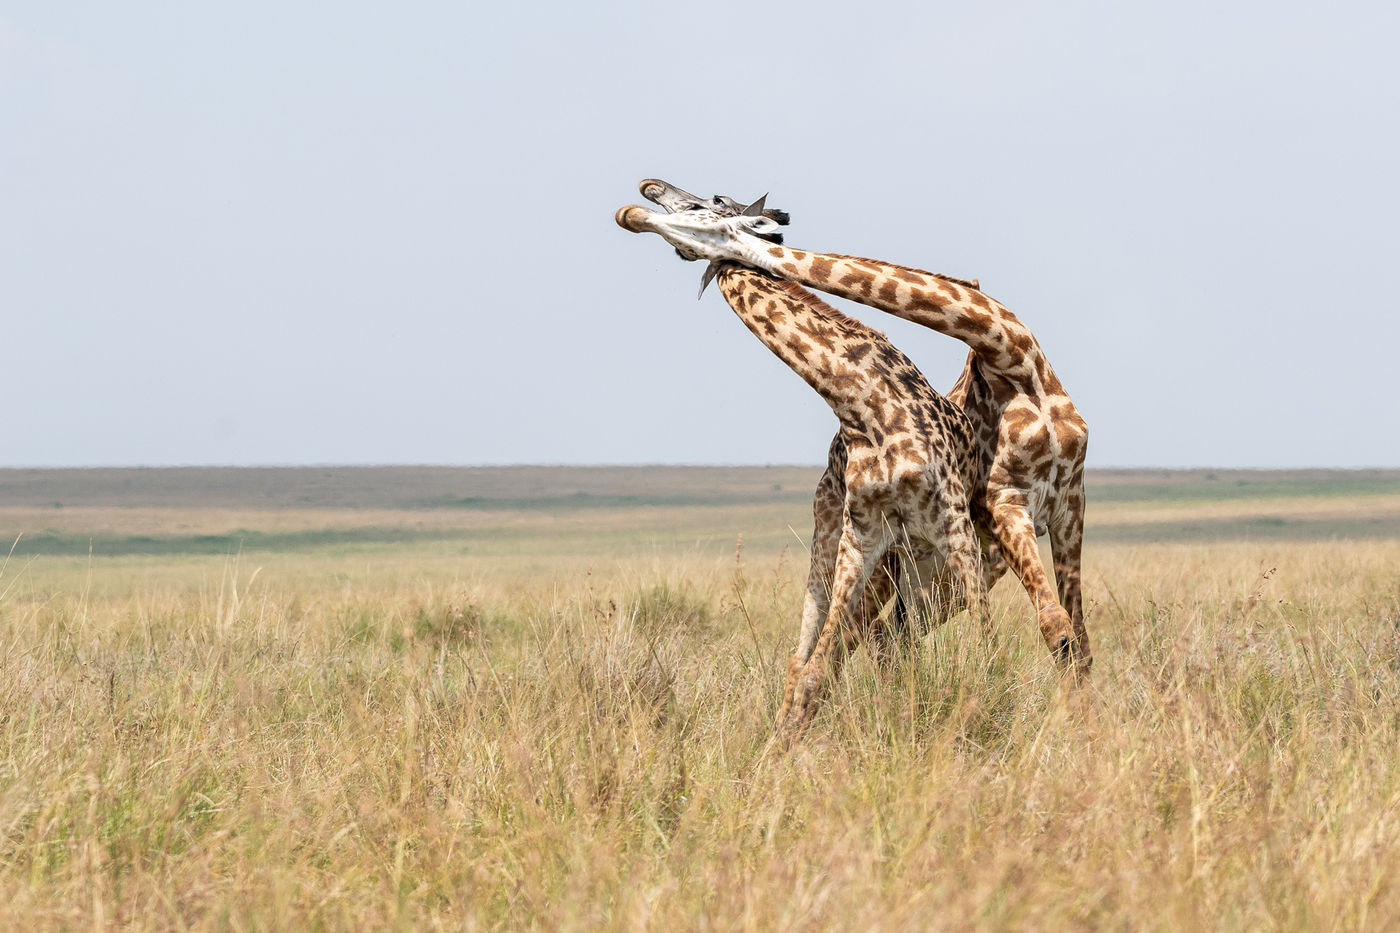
top-left (707, 264), bottom-right (988, 743)
top-left (743, 247), bottom-right (1092, 673)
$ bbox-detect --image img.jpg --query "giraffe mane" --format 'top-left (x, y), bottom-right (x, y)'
top-left (772, 278), bottom-right (888, 341)
top-left (820, 254), bottom-right (981, 293)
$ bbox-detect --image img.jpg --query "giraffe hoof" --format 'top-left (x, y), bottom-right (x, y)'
top-left (777, 714), bottom-right (808, 749)
top-left (776, 720), bottom-right (797, 749)
top-left (1052, 635), bottom-right (1093, 681)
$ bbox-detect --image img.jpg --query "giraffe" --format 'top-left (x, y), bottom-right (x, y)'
top-left (623, 187), bottom-right (1091, 676)
top-left (636, 180), bottom-right (953, 652)
top-left (616, 199), bottom-right (988, 745)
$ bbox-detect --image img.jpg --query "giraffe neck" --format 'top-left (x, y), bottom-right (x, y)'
top-left (713, 266), bottom-right (926, 428)
top-left (741, 245), bottom-right (1052, 387)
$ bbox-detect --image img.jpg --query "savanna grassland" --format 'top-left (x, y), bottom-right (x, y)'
top-left (2, 466), bottom-right (1400, 930)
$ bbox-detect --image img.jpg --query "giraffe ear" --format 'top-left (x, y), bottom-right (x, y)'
top-left (744, 215), bottom-right (780, 236)
top-left (697, 261), bottom-right (721, 299)
top-left (745, 193), bottom-right (790, 225)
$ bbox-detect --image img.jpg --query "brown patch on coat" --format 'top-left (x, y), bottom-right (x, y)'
top-left (808, 256), bottom-right (835, 283)
top-left (837, 266), bottom-right (877, 295)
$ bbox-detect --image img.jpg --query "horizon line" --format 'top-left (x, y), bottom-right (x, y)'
top-left (0, 463), bottom-right (1396, 473)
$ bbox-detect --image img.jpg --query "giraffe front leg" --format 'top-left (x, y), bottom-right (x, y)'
top-left (786, 456), bottom-right (846, 713)
top-left (989, 494), bottom-right (1077, 669)
top-left (777, 528), bottom-right (886, 747)
top-left (1049, 483), bottom-right (1091, 677)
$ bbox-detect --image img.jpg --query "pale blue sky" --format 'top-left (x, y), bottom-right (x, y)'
top-left (3, 2), bottom-right (1396, 467)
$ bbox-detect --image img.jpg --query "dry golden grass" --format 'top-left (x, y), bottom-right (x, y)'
top-left (1, 469), bottom-right (1399, 929)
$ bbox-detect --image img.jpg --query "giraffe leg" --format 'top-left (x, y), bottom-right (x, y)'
top-left (979, 536), bottom-right (1009, 593)
top-left (989, 493), bottom-right (1077, 668)
top-left (922, 565), bottom-right (961, 631)
top-left (932, 508), bottom-right (988, 638)
top-left (862, 555), bottom-right (907, 669)
top-left (902, 550), bottom-right (961, 631)
top-left (777, 526), bottom-right (887, 746)
top-left (879, 504), bottom-right (988, 644)
top-left (788, 458), bottom-right (845, 708)
top-left (795, 502), bottom-right (839, 662)
top-left (1049, 479), bottom-right (1091, 676)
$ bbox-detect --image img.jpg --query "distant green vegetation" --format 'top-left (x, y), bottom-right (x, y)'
top-left (4, 465), bottom-right (1397, 512)
top-left (4, 468), bottom-right (1397, 562)
top-left (438, 472), bottom-right (1400, 514)
top-left (1088, 471), bottom-right (1400, 504)
top-left (4, 516), bottom-right (805, 562)
top-left (5, 527), bottom-right (472, 558)
top-left (438, 491), bottom-right (811, 510)
top-left (1088, 513), bottom-right (1400, 543)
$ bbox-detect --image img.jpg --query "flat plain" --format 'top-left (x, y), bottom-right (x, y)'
top-left (1, 466), bottom-right (1399, 930)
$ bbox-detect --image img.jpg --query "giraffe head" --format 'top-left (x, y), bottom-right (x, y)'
top-left (616, 201), bottom-right (784, 294)
top-left (617, 179), bottom-right (789, 296)
top-left (637, 178), bottom-right (791, 227)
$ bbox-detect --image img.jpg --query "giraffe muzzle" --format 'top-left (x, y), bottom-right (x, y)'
top-left (615, 205), bottom-right (653, 233)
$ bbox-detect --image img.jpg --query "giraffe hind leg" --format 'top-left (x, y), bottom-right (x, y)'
top-left (990, 496), bottom-right (1077, 667)
top-left (863, 554), bottom-right (911, 669)
top-left (930, 508), bottom-right (988, 639)
top-left (1049, 486), bottom-right (1091, 676)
